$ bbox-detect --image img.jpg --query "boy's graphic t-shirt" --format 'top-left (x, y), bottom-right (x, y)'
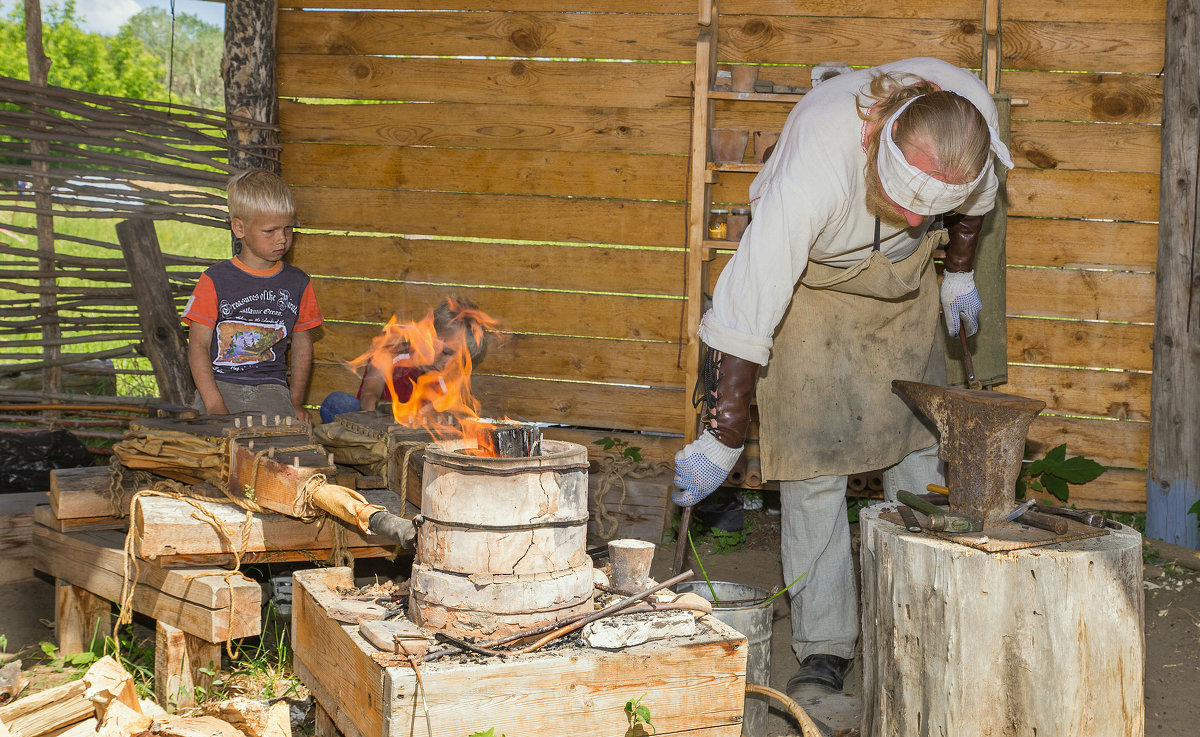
top-left (182, 257), bottom-right (323, 386)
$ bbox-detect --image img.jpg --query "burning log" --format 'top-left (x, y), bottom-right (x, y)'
top-left (469, 419), bottom-right (542, 458)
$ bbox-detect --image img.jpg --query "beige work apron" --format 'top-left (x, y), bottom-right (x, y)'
top-left (758, 227), bottom-right (949, 481)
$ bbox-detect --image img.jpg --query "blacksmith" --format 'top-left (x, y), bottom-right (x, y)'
top-left (673, 57), bottom-right (1013, 699)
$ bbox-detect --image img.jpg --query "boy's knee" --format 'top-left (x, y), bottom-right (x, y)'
top-left (319, 391), bottom-right (360, 423)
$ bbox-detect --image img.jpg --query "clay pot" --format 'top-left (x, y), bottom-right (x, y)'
top-left (731, 65), bottom-right (759, 93)
top-left (754, 131), bottom-right (781, 163)
top-left (710, 128), bottom-right (749, 164)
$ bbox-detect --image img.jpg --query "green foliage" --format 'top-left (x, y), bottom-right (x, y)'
top-left (0, 1), bottom-right (165, 99)
top-left (1015, 443), bottom-right (1105, 503)
top-left (625, 694), bottom-right (654, 736)
top-left (468, 730), bottom-right (505, 737)
top-left (1189, 499), bottom-right (1200, 529)
top-left (594, 437), bottom-right (643, 463)
top-left (117, 7), bottom-right (224, 109)
top-left (707, 525), bottom-right (747, 554)
top-left (846, 497), bottom-right (871, 524)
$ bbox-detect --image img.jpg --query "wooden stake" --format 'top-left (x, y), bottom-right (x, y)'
top-left (54, 580), bottom-right (112, 655)
top-left (154, 621), bottom-right (220, 711)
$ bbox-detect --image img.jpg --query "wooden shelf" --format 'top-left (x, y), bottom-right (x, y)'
top-left (702, 240), bottom-right (739, 259)
top-left (707, 161), bottom-right (762, 173)
top-left (668, 89), bottom-right (809, 102)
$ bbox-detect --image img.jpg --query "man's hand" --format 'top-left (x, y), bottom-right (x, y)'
top-left (940, 270), bottom-right (981, 338)
top-left (292, 400), bottom-right (311, 424)
top-left (672, 433), bottom-right (744, 507)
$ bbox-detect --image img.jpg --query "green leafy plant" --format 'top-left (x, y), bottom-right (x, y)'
top-left (707, 525), bottom-right (748, 554)
top-left (594, 437), bottom-right (643, 463)
top-left (1188, 499), bottom-right (1200, 529)
top-left (1016, 443), bottom-right (1105, 502)
top-left (468, 730), bottom-right (506, 737)
top-left (625, 694), bottom-right (654, 736)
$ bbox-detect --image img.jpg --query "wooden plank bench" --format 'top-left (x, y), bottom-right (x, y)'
top-left (293, 567), bottom-right (748, 737)
top-left (31, 513), bottom-right (262, 710)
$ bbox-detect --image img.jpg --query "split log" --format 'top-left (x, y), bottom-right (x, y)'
top-left (200, 699), bottom-right (289, 737)
top-left (859, 506), bottom-right (1144, 736)
top-left (0, 679), bottom-right (90, 737)
top-left (81, 656), bottom-right (139, 721)
top-left (153, 716), bottom-right (245, 737)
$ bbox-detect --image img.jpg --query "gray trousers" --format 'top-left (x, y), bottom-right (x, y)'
top-left (780, 443), bottom-right (943, 663)
top-left (191, 381), bottom-right (297, 419)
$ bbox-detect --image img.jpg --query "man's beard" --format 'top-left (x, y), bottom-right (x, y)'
top-left (863, 157), bottom-right (911, 230)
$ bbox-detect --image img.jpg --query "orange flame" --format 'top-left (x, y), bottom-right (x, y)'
top-left (350, 299), bottom-right (504, 453)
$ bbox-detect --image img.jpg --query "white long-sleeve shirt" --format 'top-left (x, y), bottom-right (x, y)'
top-left (698, 57), bottom-right (1001, 365)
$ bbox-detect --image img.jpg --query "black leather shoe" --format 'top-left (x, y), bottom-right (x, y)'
top-left (786, 654), bottom-right (853, 697)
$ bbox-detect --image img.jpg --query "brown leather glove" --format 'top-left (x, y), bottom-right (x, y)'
top-left (694, 348), bottom-right (759, 449)
top-left (942, 213), bottom-right (986, 273)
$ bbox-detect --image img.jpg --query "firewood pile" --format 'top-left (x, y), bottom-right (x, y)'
top-left (0, 657), bottom-right (295, 737)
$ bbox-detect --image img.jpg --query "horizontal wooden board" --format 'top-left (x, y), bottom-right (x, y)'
top-left (291, 235), bottom-right (685, 295)
top-left (1001, 21), bottom-right (1164, 74)
top-left (1017, 467), bottom-right (1147, 513)
top-left (310, 280), bottom-right (684, 341)
top-left (1006, 218), bottom-right (1157, 271)
top-left (1003, 0), bottom-right (1165, 24)
top-left (1027, 414), bottom-right (1147, 470)
top-left (314, 325), bottom-right (687, 388)
top-left (283, 145), bottom-right (687, 201)
top-left (309, 370), bottom-right (686, 433)
top-left (1003, 365), bottom-right (1150, 422)
top-left (1004, 70), bottom-right (1162, 125)
top-left (1007, 316), bottom-right (1152, 372)
top-left (278, 56), bottom-right (693, 108)
top-left (541, 427), bottom-right (684, 466)
top-left (280, 10), bottom-right (696, 60)
top-left (716, 19), bottom-right (977, 68)
top-left (1010, 120), bottom-right (1161, 173)
top-left (1007, 169), bottom-right (1159, 221)
top-left (470, 374), bottom-right (684, 433)
top-left (278, 100), bottom-right (690, 155)
top-left (293, 187), bottom-right (686, 248)
top-left (1005, 266), bottom-right (1155, 323)
top-left (280, 0), bottom-right (982, 17)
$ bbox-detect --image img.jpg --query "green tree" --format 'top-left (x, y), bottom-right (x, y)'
top-left (0, 1), bottom-right (165, 100)
top-left (117, 7), bottom-right (224, 110)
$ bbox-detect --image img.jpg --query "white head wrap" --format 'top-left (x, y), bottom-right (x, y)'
top-left (876, 94), bottom-right (1015, 216)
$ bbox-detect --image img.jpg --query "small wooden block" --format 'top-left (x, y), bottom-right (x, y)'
top-left (354, 476), bottom-right (387, 490)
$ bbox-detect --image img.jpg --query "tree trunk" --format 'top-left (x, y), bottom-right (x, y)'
top-left (116, 218), bottom-right (195, 405)
top-left (222, 0), bottom-right (279, 175)
top-left (859, 506), bottom-right (1144, 736)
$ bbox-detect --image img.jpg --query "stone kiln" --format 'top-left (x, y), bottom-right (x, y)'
top-left (409, 437), bottom-right (595, 637)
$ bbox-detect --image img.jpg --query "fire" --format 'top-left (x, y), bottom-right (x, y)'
top-left (350, 298), bottom-right (505, 453)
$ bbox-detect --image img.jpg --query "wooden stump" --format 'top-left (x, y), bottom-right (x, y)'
top-left (859, 506), bottom-right (1144, 737)
top-left (54, 581), bottom-right (111, 655)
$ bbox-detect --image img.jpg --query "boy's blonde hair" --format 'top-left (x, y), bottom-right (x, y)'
top-left (227, 169), bottom-right (295, 221)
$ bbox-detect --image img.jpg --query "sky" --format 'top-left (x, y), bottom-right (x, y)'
top-left (1, 0), bottom-right (225, 35)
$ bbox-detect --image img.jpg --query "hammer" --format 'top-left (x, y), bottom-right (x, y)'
top-left (897, 490), bottom-right (984, 533)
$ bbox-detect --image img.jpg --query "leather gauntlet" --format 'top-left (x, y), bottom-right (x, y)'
top-left (942, 213), bottom-right (986, 273)
top-left (694, 347), bottom-right (759, 449)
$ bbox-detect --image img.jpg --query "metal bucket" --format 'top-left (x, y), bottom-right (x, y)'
top-left (678, 581), bottom-right (773, 737)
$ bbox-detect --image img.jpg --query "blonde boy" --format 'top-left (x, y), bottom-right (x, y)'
top-left (181, 169), bottom-right (322, 421)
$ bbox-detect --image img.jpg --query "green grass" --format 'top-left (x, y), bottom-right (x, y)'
top-left (0, 209), bottom-right (228, 398)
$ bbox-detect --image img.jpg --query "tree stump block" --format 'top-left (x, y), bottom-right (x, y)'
top-left (859, 506), bottom-right (1144, 737)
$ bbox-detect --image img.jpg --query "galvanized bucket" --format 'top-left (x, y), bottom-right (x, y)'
top-left (677, 581), bottom-right (773, 737)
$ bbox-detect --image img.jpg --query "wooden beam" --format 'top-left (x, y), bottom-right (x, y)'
top-left (1146, 0), bottom-right (1200, 549)
top-left (155, 621), bottom-right (220, 712)
top-left (54, 580), bottom-right (112, 655)
top-left (117, 219), bottom-right (194, 405)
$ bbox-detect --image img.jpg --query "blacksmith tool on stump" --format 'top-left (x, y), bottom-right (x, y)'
top-left (958, 312), bottom-right (982, 390)
top-left (897, 490), bottom-right (983, 533)
top-left (893, 380), bottom-right (1046, 527)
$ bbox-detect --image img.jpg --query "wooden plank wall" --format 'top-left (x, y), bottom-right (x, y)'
top-left (276, 1), bottom-right (699, 448)
top-left (277, 1), bottom-right (1162, 511)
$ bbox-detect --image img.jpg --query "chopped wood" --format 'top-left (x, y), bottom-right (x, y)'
top-left (95, 702), bottom-right (147, 737)
top-left (0, 679), bottom-right (91, 737)
top-left (200, 699), bottom-right (290, 737)
top-left (151, 717), bottom-right (246, 737)
top-left (81, 656), bottom-right (139, 721)
top-left (358, 620), bottom-right (436, 659)
top-left (42, 717), bottom-right (96, 737)
top-left (326, 600), bottom-right (388, 625)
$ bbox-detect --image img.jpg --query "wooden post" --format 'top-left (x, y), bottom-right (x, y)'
top-left (116, 218), bottom-right (195, 406)
top-left (1146, 0), bottom-right (1200, 549)
top-left (54, 580), bottom-right (112, 655)
top-left (24, 0), bottom-right (60, 396)
top-left (154, 621), bottom-right (220, 711)
top-left (223, 0), bottom-right (279, 175)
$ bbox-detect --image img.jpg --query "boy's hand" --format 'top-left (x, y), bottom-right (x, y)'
top-left (292, 400), bottom-right (310, 424)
